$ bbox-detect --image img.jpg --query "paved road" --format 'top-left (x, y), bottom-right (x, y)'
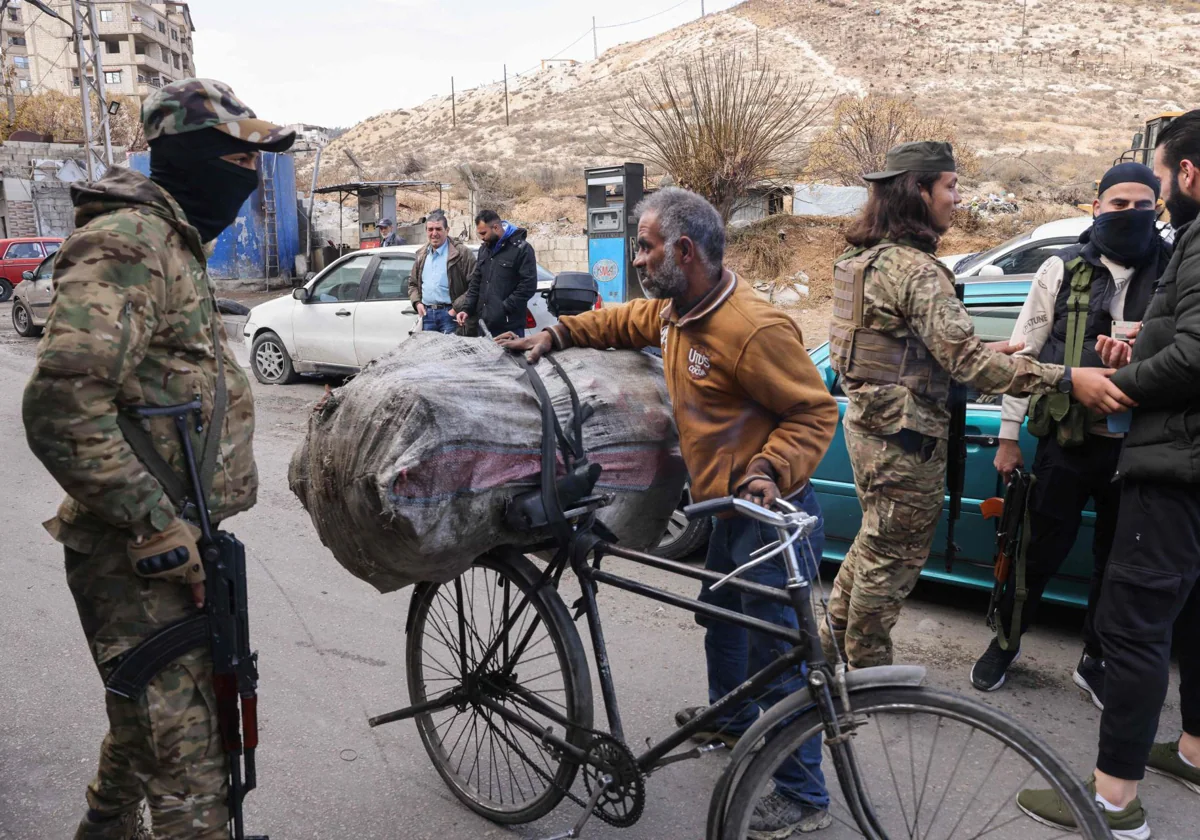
top-left (0, 300), bottom-right (1193, 839)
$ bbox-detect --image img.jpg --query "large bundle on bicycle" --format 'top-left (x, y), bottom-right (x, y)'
top-left (289, 332), bottom-right (687, 593)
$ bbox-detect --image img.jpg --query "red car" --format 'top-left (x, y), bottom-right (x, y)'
top-left (0, 237), bottom-right (63, 302)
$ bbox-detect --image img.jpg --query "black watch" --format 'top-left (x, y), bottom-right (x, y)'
top-left (1057, 367), bottom-right (1073, 394)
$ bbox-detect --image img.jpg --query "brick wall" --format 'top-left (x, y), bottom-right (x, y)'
top-left (6, 200), bottom-right (37, 236)
top-left (32, 182), bottom-right (75, 238)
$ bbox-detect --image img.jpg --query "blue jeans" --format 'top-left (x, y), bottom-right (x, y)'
top-left (699, 484), bottom-right (829, 808)
top-left (422, 308), bottom-right (457, 334)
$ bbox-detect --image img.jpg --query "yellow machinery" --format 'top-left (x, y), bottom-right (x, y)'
top-left (1115, 111), bottom-right (1185, 167)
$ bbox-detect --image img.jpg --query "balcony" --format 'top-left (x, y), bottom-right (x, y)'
top-left (133, 44), bottom-right (172, 75)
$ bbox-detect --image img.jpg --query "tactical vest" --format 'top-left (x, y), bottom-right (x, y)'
top-left (830, 243), bottom-right (952, 404)
top-left (1026, 246), bottom-right (1157, 446)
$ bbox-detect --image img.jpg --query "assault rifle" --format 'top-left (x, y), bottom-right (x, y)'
top-left (104, 401), bottom-right (266, 840)
top-left (982, 468), bottom-right (1035, 651)
top-left (944, 281), bottom-right (969, 572)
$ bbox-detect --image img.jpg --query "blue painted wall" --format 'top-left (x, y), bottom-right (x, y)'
top-left (127, 151), bottom-right (299, 281)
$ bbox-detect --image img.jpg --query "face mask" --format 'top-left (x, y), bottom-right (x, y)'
top-left (150, 131), bottom-right (260, 243)
top-left (1089, 208), bottom-right (1159, 267)
top-left (1166, 170), bottom-right (1200, 230)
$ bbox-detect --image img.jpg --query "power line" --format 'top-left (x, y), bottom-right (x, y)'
top-left (597, 0), bottom-right (692, 29)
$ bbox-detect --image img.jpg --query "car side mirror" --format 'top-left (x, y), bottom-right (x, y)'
top-left (21, 270), bottom-right (34, 281)
top-left (823, 366), bottom-right (838, 391)
top-left (293, 287), bottom-right (310, 302)
top-left (978, 264), bottom-right (1004, 277)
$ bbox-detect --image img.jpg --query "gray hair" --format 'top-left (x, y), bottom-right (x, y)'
top-left (635, 187), bottom-right (725, 277)
top-left (426, 209), bottom-right (448, 230)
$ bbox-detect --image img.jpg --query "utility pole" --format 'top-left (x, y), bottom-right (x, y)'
top-left (1021, 0), bottom-right (1028, 35)
top-left (502, 64), bottom-right (509, 126)
top-left (451, 76), bottom-right (456, 127)
top-left (701, 1), bottom-right (705, 16)
top-left (593, 17), bottom-right (598, 60)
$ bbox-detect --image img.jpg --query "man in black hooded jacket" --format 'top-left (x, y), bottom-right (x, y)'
top-left (456, 209), bottom-right (538, 336)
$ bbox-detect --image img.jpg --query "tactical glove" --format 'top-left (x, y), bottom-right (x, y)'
top-left (128, 518), bottom-right (205, 584)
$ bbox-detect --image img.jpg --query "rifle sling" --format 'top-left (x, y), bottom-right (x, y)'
top-left (103, 615), bottom-right (210, 699)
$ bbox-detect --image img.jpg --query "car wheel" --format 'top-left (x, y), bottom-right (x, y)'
top-left (653, 485), bottom-right (713, 561)
top-left (250, 331), bottom-right (300, 385)
top-left (12, 300), bottom-right (42, 337)
top-left (0, 278), bottom-right (12, 303)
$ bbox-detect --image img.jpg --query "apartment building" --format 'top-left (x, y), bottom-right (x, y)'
top-left (2, 1), bottom-right (34, 95)
top-left (24, 1), bottom-right (196, 101)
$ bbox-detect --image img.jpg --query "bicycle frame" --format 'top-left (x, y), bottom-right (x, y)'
top-left (370, 502), bottom-right (887, 835)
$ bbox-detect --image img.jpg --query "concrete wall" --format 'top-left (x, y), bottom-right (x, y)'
top-left (528, 235), bottom-right (588, 274)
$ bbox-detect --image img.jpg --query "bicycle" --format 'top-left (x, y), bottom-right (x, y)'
top-left (368, 359), bottom-right (1109, 839)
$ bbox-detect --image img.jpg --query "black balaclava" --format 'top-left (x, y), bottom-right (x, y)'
top-left (150, 128), bottom-right (261, 243)
top-left (1089, 162), bottom-right (1163, 267)
top-left (1090, 208), bottom-right (1160, 267)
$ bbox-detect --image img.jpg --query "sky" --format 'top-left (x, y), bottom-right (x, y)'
top-left (192, 0), bottom-right (745, 129)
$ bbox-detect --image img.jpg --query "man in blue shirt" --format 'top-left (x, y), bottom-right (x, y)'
top-left (407, 210), bottom-right (478, 335)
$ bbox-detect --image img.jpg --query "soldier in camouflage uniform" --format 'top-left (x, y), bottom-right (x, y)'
top-left (22, 79), bottom-right (294, 839)
top-left (820, 142), bottom-right (1134, 670)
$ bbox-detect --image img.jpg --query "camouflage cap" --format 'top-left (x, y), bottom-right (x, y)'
top-left (142, 78), bottom-right (296, 151)
top-left (863, 141), bottom-right (956, 182)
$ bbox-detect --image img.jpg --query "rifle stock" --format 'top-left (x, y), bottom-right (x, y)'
top-left (107, 402), bottom-right (266, 840)
top-left (944, 281), bottom-right (969, 571)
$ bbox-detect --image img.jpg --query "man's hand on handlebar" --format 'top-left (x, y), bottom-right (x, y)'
top-left (495, 330), bottom-right (554, 363)
top-left (737, 477), bottom-right (781, 509)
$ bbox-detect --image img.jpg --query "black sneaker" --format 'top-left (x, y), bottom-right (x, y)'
top-left (1073, 652), bottom-right (1105, 710)
top-left (970, 638), bottom-right (1020, 692)
top-left (749, 790), bottom-right (832, 838)
top-left (674, 705), bottom-right (742, 748)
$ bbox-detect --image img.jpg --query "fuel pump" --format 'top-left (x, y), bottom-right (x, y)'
top-left (586, 163), bottom-right (644, 304)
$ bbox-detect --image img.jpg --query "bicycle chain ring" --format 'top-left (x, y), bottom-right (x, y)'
top-left (581, 734), bottom-right (645, 828)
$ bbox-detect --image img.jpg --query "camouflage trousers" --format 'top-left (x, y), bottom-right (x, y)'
top-left (819, 426), bottom-right (947, 669)
top-left (63, 528), bottom-right (228, 840)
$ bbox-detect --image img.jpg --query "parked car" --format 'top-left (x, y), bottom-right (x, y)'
top-left (810, 276), bottom-right (1090, 606)
top-left (10, 252), bottom-right (56, 337)
top-left (0, 237), bottom-right (62, 302)
top-left (940, 215), bottom-right (1172, 279)
top-left (243, 245), bottom-right (562, 385)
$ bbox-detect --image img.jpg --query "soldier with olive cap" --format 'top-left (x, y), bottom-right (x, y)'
top-left (820, 141), bottom-right (1134, 670)
top-left (23, 78), bottom-right (294, 839)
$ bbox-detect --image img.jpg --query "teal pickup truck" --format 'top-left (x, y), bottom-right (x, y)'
top-left (808, 276), bottom-right (1091, 607)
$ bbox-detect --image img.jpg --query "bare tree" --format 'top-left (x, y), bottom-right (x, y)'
top-left (807, 94), bottom-right (977, 185)
top-left (609, 52), bottom-right (826, 222)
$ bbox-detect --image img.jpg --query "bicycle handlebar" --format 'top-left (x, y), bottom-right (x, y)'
top-left (683, 496), bottom-right (818, 540)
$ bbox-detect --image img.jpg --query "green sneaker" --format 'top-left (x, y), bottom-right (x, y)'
top-left (1147, 740), bottom-right (1200, 795)
top-left (1017, 776), bottom-right (1149, 840)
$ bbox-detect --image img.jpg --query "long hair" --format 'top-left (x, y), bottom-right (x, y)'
top-left (844, 171), bottom-right (943, 251)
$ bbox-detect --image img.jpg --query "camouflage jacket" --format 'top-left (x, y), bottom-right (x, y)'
top-left (835, 241), bottom-right (1064, 439)
top-left (23, 166), bottom-right (257, 547)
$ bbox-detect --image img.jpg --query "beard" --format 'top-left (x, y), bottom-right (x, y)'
top-left (637, 248), bottom-right (690, 299)
top-left (1166, 171), bottom-right (1200, 230)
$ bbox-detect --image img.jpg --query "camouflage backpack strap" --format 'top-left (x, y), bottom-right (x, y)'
top-left (830, 244), bottom-right (893, 375)
top-left (1028, 257), bottom-right (1095, 446)
top-left (198, 303), bottom-right (228, 500)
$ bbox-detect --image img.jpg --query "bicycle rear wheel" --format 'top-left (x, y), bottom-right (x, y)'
top-left (717, 685), bottom-right (1108, 839)
top-left (406, 550), bottom-right (594, 824)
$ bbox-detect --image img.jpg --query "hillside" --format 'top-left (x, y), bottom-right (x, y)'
top-left (301, 0), bottom-right (1200, 196)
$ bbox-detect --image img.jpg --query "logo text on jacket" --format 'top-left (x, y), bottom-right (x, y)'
top-left (687, 345), bottom-right (712, 379)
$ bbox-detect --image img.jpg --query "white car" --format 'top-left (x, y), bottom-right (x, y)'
top-left (940, 215), bottom-right (1173, 280)
top-left (10, 253), bottom-right (56, 337)
top-left (244, 245), bottom-right (558, 385)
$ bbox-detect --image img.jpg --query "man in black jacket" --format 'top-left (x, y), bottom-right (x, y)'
top-left (455, 209), bottom-right (538, 336)
top-left (1018, 110), bottom-right (1200, 840)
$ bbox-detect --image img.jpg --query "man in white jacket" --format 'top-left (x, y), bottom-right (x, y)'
top-left (970, 162), bottom-right (1173, 703)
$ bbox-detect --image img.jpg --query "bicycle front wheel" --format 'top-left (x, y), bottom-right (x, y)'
top-left (718, 685), bottom-right (1108, 840)
top-left (406, 550), bottom-right (594, 824)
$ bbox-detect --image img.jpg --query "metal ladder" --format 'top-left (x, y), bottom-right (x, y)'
top-left (262, 157), bottom-right (281, 290)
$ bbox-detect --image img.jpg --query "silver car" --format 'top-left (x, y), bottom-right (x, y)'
top-left (11, 253), bottom-right (55, 338)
